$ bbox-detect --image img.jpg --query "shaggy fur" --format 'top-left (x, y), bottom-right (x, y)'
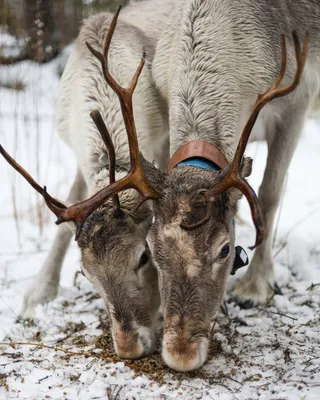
top-left (149, 0), bottom-right (320, 371)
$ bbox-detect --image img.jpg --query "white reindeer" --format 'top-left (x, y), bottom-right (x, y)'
top-left (146, 0), bottom-right (320, 371)
top-left (0, 0), bottom-right (176, 359)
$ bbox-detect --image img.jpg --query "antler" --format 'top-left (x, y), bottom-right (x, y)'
top-left (0, 145), bottom-right (67, 213)
top-left (90, 109), bottom-right (122, 216)
top-left (182, 32), bottom-right (308, 250)
top-left (0, 6), bottom-right (158, 240)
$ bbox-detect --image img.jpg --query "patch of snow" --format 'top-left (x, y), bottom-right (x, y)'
top-left (0, 31), bottom-right (25, 57)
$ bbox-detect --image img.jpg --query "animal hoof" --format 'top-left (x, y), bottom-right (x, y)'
top-left (273, 282), bottom-right (283, 296)
top-left (21, 280), bottom-right (59, 319)
top-left (231, 271), bottom-right (278, 307)
top-left (238, 299), bottom-right (254, 309)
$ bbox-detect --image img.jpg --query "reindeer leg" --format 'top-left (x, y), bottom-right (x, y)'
top-left (232, 104), bottom-right (306, 307)
top-left (20, 169), bottom-right (87, 319)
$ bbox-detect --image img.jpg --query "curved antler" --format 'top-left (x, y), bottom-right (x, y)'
top-left (0, 6), bottom-right (159, 240)
top-left (0, 144), bottom-right (67, 213)
top-left (182, 32), bottom-right (308, 250)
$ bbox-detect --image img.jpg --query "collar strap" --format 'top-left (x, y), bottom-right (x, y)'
top-left (168, 140), bottom-right (229, 171)
top-left (177, 157), bottom-right (219, 171)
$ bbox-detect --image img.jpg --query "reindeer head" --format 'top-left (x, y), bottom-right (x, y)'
top-left (143, 157), bottom-right (252, 371)
top-left (0, 139), bottom-right (161, 359)
top-left (77, 195), bottom-right (160, 359)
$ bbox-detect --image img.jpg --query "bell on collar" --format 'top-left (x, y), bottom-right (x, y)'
top-left (231, 246), bottom-right (249, 275)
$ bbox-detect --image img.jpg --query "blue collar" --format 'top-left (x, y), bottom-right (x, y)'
top-left (177, 157), bottom-right (220, 171)
top-left (177, 157), bottom-right (236, 237)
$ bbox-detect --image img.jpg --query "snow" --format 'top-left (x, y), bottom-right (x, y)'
top-left (0, 49), bottom-right (320, 399)
top-left (0, 30), bottom-right (24, 58)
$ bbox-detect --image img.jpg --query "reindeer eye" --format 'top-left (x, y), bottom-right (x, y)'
top-left (219, 244), bottom-right (230, 258)
top-left (139, 250), bottom-right (150, 267)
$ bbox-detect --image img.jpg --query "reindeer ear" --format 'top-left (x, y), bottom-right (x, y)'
top-left (140, 154), bottom-right (167, 194)
top-left (240, 157), bottom-right (252, 178)
top-left (228, 157), bottom-right (253, 204)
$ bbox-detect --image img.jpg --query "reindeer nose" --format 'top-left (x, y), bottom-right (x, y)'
top-left (114, 329), bottom-right (155, 359)
top-left (115, 344), bottom-right (144, 359)
top-left (162, 335), bottom-right (209, 372)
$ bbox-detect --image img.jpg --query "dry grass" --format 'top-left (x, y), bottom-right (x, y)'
top-left (0, 332), bottom-right (233, 388)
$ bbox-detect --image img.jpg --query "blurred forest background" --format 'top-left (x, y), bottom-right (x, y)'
top-left (1, 0), bottom-right (130, 65)
top-left (0, 0), bottom-right (137, 248)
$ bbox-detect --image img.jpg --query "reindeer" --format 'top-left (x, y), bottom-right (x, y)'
top-left (0, 0), bottom-right (176, 359)
top-left (3, 1), bottom-right (318, 372)
top-left (26, 1), bottom-right (316, 371)
top-left (146, 0), bottom-right (319, 371)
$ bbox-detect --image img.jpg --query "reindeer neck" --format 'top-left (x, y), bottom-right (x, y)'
top-left (169, 59), bottom-right (241, 164)
top-left (168, 140), bottom-right (229, 171)
top-left (160, 0), bottom-right (246, 164)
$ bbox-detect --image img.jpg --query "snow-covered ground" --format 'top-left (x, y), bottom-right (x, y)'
top-left (0, 49), bottom-right (320, 399)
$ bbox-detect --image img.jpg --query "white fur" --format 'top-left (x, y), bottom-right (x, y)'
top-left (162, 336), bottom-right (209, 372)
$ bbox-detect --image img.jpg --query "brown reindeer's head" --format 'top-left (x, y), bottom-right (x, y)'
top-left (144, 158), bottom-right (252, 371)
top-left (77, 196), bottom-right (160, 359)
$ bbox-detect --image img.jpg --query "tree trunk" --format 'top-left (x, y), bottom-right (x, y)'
top-left (23, 0), bottom-right (59, 62)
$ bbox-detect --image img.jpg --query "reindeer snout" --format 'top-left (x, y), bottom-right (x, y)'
top-left (113, 327), bottom-right (155, 359)
top-left (162, 332), bottom-right (209, 372)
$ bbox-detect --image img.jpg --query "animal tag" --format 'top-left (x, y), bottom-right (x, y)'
top-left (231, 246), bottom-right (249, 275)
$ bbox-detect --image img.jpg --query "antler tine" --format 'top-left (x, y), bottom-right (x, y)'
top-left (87, 6), bottom-right (146, 171)
top-left (90, 110), bottom-right (121, 215)
top-left (233, 32), bottom-right (308, 170)
top-left (225, 32), bottom-right (307, 248)
top-left (182, 32), bottom-right (308, 250)
top-left (0, 144), bottom-right (67, 212)
top-left (232, 179), bottom-right (265, 250)
top-left (33, 6), bottom-right (159, 240)
top-left (128, 51), bottom-right (147, 94)
top-left (268, 34), bottom-right (287, 93)
top-left (100, 6), bottom-right (145, 97)
top-left (102, 6), bottom-right (124, 96)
